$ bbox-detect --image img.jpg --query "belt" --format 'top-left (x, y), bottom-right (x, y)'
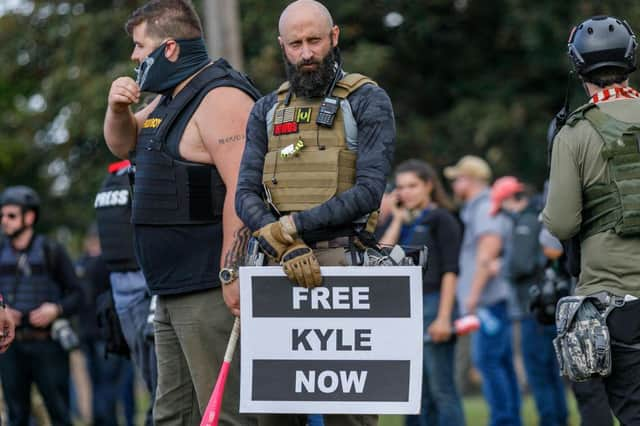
top-left (307, 237), bottom-right (350, 249)
top-left (588, 291), bottom-right (626, 309)
top-left (14, 329), bottom-right (51, 342)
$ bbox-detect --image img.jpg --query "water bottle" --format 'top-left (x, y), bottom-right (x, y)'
top-left (476, 307), bottom-right (501, 336)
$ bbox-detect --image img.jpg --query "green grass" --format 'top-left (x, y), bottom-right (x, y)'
top-left (379, 391), bottom-right (591, 426)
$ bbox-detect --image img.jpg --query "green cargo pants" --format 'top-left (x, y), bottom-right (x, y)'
top-left (153, 287), bottom-right (257, 426)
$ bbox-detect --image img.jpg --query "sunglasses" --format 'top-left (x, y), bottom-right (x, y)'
top-left (0, 212), bottom-right (19, 220)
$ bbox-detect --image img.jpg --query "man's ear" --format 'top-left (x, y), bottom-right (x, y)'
top-left (331, 25), bottom-right (340, 47)
top-left (165, 39), bottom-right (180, 63)
top-left (23, 211), bottom-right (36, 227)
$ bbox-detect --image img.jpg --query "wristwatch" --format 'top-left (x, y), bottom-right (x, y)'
top-left (219, 267), bottom-right (239, 286)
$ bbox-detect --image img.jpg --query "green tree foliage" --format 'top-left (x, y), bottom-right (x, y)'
top-left (1, 0), bottom-right (639, 242)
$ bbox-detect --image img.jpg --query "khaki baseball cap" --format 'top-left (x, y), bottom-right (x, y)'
top-left (444, 155), bottom-right (492, 181)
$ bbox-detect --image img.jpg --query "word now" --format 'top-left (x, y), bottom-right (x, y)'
top-left (295, 370), bottom-right (368, 394)
top-left (292, 286), bottom-right (370, 310)
top-left (292, 328), bottom-right (372, 351)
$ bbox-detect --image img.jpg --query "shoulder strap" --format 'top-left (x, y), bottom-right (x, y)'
top-left (276, 81), bottom-right (290, 98)
top-left (275, 73), bottom-right (377, 102)
top-left (583, 107), bottom-right (640, 146)
top-left (154, 64), bottom-right (229, 143)
top-left (566, 103), bottom-right (598, 127)
top-left (333, 73), bottom-right (377, 99)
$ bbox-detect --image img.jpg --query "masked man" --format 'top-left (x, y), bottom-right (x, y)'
top-left (103, 1), bottom-right (260, 424)
top-left (235, 1), bottom-right (395, 425)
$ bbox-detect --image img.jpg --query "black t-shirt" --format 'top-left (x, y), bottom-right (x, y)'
top-left (134, 223), bottom-right (222, 296)
top-left (402, 208), bottom-right (462, 294)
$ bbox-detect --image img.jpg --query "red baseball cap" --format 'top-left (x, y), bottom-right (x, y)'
top-left (490, 176), bottom-right (524, 216)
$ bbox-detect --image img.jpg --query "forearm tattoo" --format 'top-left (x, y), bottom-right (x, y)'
top-left (224, 227), bottom-right (251, 268)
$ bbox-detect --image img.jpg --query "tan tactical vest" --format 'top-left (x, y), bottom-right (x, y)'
top-left (263, 73), bottom-right (376, 213)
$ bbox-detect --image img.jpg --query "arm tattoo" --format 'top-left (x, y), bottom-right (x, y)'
top-left (224, 227), bottom-right (251, 268)
top-left (218, 134), bottom-right (245, 144)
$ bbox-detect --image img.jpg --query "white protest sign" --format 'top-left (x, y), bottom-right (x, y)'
top-left (239, 266), bottom-right (423, 414)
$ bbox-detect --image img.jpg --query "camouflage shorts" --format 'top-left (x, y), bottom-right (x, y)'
top-left (553, 295), bottom-right (612, 382)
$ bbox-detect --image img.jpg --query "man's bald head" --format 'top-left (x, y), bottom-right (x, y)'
top-left (278, 0), bottom-right (334, 37)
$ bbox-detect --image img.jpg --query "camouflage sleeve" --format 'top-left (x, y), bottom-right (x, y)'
top-left (235, 93), bottom-right (279, 232)
top-left (294, 84), bottom-right (396, 234)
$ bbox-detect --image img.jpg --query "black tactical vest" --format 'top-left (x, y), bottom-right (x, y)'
top-left (131, 58), bottom-right (261, 225)
top-left (95, 169), bottom-right (139, 272)
top-left (0, 235), bottom-right (61, 318)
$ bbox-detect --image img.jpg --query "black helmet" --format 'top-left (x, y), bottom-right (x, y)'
top-left (568, 16), bottom-right (637, 75)
top-left (0, 186), bottom-right (41, 217)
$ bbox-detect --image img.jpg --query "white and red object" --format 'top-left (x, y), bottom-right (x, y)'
top-left (200, 317), bottom-right (240, 426)
top-left (424, 314), bottom-right (480, 342)
top-left (452, 314), bottom-right (480, 336)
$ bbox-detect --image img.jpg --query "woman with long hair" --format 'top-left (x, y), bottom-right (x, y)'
top-left (380, 159), bottom-right (465, 426)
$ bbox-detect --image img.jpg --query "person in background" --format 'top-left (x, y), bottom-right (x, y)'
top-left (94, 159), bottom-right (157, 426)
top-left (445, 157), bottom-right (521, 426)
top-left (380, 159), bottom-right (465, 426)
top-left (490, 177), bottom-right (567, 426)
top-left (75, 228), bottom-right (134, 426)
top-left (0, 186), bottom-right (82, 426)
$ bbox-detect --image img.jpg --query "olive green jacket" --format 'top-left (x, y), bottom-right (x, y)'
top-left (543, 97), bottom-right (640, 297)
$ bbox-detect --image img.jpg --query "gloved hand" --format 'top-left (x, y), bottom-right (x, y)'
top-left (253, 216), bottom-right (297, 261)
top-left (281, 240), bottom-right (322, 288)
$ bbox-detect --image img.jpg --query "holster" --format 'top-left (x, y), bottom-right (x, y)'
top-left (553, 293), bottom-right (623, 382)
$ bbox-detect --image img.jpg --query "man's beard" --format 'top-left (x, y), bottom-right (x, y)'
top-left (2, 221), bottom-right (27, 240)
top-left (284, 47), bottom-right (339, 98)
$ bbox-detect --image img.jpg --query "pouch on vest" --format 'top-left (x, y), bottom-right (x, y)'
top-left (96, 290), bottom-right (130, 359)
top-left (553, 295), bottom-right (612, 381)
top-left (569, 105), bottom-right (640, 239)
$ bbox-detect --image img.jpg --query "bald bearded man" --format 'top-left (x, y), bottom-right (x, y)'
top-left (236, 1), bottom-right (395, 425)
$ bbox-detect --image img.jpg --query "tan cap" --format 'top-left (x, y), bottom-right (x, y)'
top-left (444, 155), bottom-right (492, 181)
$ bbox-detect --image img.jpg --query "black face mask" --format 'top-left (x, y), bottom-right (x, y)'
top-left (283, 45), bottom-right (339, 98)
top-left (135, 37), bottom-right (210, 95)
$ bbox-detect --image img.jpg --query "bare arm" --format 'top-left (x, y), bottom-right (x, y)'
top-left (198, 86), bottom-right (255, 316)
top-left (428, 272), bottom-right (458, 342)
top-left (466, 233), bottom-right (502, 313)
top-left (103, 76), bottom-right (159, 158)
top-left (378, 191), bottom-right (403, 246)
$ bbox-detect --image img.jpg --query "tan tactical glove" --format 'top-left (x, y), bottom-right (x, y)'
top-left (253, 215), bottom-right (298, 261)
top-left (281, 240), bottom-right (322, 288)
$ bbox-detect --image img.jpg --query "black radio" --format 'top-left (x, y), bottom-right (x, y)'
top-left (316, 96), bottom-right (340, 128)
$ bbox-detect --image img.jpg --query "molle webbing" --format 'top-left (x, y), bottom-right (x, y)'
top-left (264, 73), bottom-right (376, 213)
top-left (580, 107), bottom-right (640, 238)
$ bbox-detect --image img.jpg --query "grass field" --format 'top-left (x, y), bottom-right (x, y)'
top-left (377, 391), bottom-right (614, 426)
